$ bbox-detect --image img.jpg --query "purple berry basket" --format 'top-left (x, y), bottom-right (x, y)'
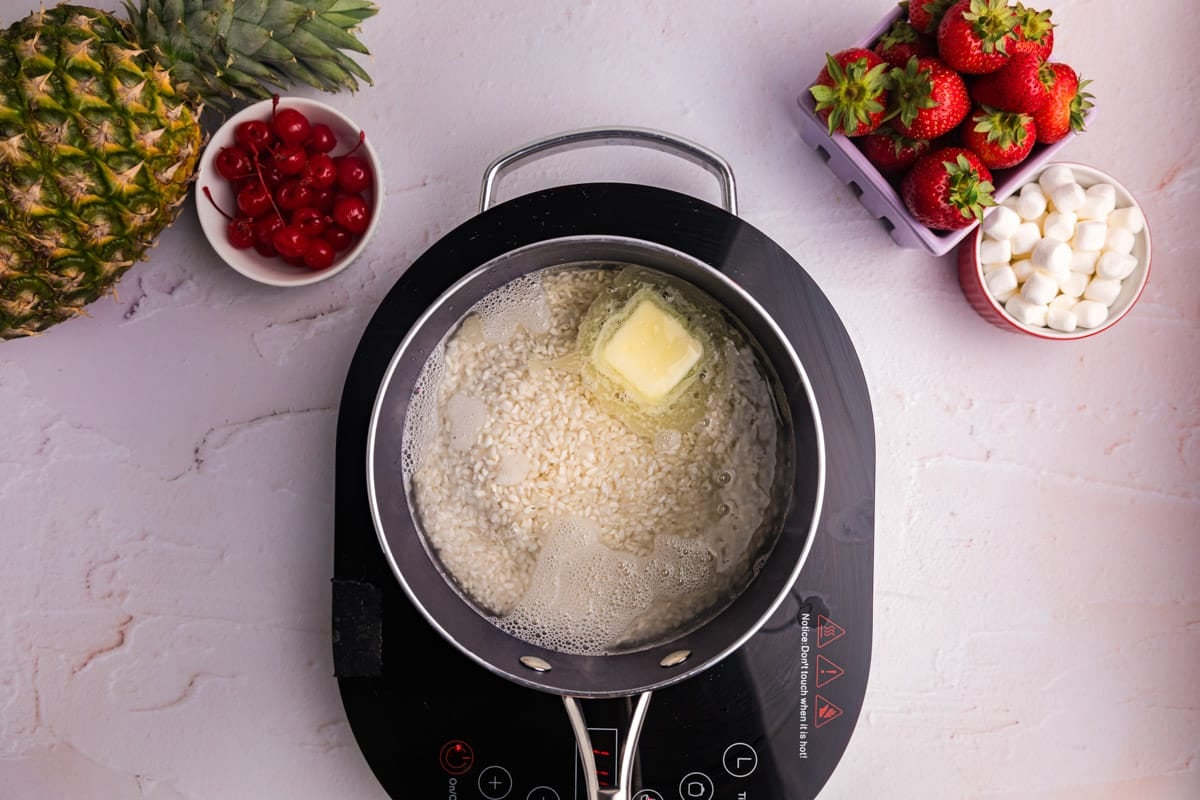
top-left (794, 5), bottom-right (1093, 256)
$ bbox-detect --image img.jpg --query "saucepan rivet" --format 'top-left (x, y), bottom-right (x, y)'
top-left (520, 655), bottom-right (552, 672)
top-left (660, 649), bottom-right (691, 668)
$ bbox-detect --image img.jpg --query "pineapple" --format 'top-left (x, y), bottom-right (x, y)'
top-left (0, 1), bottom-right (378, 339)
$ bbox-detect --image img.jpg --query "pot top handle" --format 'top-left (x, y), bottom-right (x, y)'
top-left (480, 127), bottom-right (738, 215)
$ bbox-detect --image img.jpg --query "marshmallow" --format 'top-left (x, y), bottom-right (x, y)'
top-left (1016, 183), bottom-right (1048, 220)
top-left (1006, 295), bottom-right (1049, 327)
top-left (1104, 226), bottom-right (1136, 255)
top-left (1049, 294), bottom-right (1078, 311)
top-left (1084, 276), bottom-right (1122, 306)
top-left (1108, 205), bottom-right (1145, 233)
top-left (1046, 258), bottom-right (1071, 286)
top-left (981, 205), bottom-right (1022, 240)
top-left (1060, 271), bottom-right (1089, 298)
top-left (1031, 238), bottom-right (1071, 277)
top-left (1096, 251), bottom-right (1139, 281)
top-left (985, 265), bottom-right (1018, 299)
top-left (1083, 183), bottom-right (1117, 218)
top-left (1022, 270), bottom-right (1060, 305)
top-left (1050, 181), bottom-right (1087, 213)
top-left (1043, 210), bottom-right (1077, 242)
top-left (1075, 196), bottom-right (1109, 221)
top-left (1072, 220), bottom-right (1108, 252)
top-left (1038, 165), bottom-right (1076, 195)
top-left (1013, 258), bottom-right (1037, 282)
top-left (1001, 195), bottom-right (1022, 213)
top-left (1073, 299), bottom-right (1110, 329)
top-left (979, 237), bottom-right (1012, 265)
top-left (1047, 306), bottom-right (1078, 333)
top-left (1069, 249), bottom-right (1100, 275)
top-left (1011, 222), bottom-right (1041, 256)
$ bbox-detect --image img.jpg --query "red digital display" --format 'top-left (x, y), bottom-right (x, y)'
top-left (588, 729), bottom-right (618, 789)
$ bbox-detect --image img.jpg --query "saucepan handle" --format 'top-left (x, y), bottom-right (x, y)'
top-left (479, 127), bottom-right (738, 215)
top-left (564, 691), bottom-right (654, 800)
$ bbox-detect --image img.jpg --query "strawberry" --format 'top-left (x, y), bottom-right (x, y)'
top-left (901, 146), bottom-right (995, 230)
top-left (962, 106), bottom-right (1036, 169)
top-left (889, 56), bottom-right (970, 140)
top-left (907, 0), bottom-right (957, 36)
top-left (1031, 62), bottom-right (1094, 144)
top-left (808, 49), bottom-right (892, 136)
top-left (937, 0), bottom-right (1018, 75)
top-left (1009, 3), bottom-right (1055, 60)
top-left (970, 52), bottom-right (1054, 113)
top-left (858, 129), bottom-right (932, 174)
top-left (874, 18), bottom-right (936, 68)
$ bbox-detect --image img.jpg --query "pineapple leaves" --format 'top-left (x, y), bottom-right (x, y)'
top-left (124, 0), bottom-right (379, 113)
top-left (303, 16), bottom-right (372, 54)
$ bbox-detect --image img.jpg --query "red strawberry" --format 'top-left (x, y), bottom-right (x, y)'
top-left (970, 52), bottom-right (1054, 113)
top-left (874, 19), bottom-right (936, 68)
top-left (889, 56), bottom-right (970, 140)
top-left (808, 49), bottom-right (892, 136)
top-left (858, 129), bottom-right (932, 174)
top-left (901, 146), bottom-right (995, 230)
top-left (907, 0), bottom-right (957, 36)
top-left (1009, 3), bottom-right (1055, 60)
top-left (1031, 62), bottom-right (1094, 144)
top-left (962, 106), bottom-right (1036, 169)
top-left (937, 0), bottom-right (1018, 75)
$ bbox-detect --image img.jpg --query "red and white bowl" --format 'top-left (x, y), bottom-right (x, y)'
top-left (958, 162), bottom-right (1151, 340)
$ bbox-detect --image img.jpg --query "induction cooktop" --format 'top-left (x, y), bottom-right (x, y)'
top-left (331, 181), bottom-right (875, 800)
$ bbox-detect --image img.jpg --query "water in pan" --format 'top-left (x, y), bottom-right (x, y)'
top-left (401, 263), bottom-right (788, 655)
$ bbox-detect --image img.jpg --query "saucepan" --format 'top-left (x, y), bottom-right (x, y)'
top-left (366, 128), bottom-right (825, 800)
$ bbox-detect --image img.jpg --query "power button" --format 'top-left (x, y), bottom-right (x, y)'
top-left (439, 740), bottom-right (474, 775)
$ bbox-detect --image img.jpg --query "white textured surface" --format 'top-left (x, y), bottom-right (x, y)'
top-left (2, 1), bottom-right (1198, 798)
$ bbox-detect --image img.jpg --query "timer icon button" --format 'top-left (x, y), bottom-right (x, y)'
top-left (478, 765), bottom-right (514, 799)
top-left (722, 742), bottom-right (758, 778)
top-left (633, 791), bottom-right (664, 800)
top-left (439, 740), bottom-right (474, 775)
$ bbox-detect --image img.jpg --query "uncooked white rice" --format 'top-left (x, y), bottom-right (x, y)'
top-left (405, 265), bottom-right (781, 655)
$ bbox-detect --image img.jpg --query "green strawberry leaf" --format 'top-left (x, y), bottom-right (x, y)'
top-left (889, 57), bottom-right (940, 128)
top-left (1070, 77), bottom-right (1095, 132)
top-left (964, 0), bottom-right (1018, 54)
top-left (945, 154), bottom-right (996, 219)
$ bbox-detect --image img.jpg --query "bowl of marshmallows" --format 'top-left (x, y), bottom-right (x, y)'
top-left (958, 163), bottom-right (1151, 339)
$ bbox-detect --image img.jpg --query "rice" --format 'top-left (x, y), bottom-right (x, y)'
top-left (405, 265), bottom-right (782, 655)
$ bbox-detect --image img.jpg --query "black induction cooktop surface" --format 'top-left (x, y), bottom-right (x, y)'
top-left (332, 183), bottom-right (875, 800)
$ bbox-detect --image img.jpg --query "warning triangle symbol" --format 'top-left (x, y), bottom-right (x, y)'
top-left (815, 655), bottom-right (845, 688)
top-left (814, 695), bottom-right (843, 728)
top-left (816, 614), bottom-right (845, 648)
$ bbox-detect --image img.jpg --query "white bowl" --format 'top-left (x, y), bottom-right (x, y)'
top-left (195, 96), bottom-right (382, 287)
top-left (958, 162), bottom-right (1151, 340)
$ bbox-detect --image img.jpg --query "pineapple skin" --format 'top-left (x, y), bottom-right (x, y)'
top-left (0, 4), bottom-right (204, 340)
top-left (0, 4), bottom-right (204, 339)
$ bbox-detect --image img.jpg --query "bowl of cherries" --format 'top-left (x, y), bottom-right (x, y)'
top-left (196, 95), bottom-right (381, 287)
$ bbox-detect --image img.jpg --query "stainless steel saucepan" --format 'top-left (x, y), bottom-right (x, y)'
top-left (367, 128), bottom-right (825, 800)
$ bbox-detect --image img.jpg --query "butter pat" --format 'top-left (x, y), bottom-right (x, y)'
top-left (600, 298), bottom-right (702, 402)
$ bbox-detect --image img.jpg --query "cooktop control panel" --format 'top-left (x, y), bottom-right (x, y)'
top-left (334, 586), bottom-right (867, 799)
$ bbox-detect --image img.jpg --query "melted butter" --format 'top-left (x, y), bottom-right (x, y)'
top-left (598, 297), bottom-right (703, 404)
